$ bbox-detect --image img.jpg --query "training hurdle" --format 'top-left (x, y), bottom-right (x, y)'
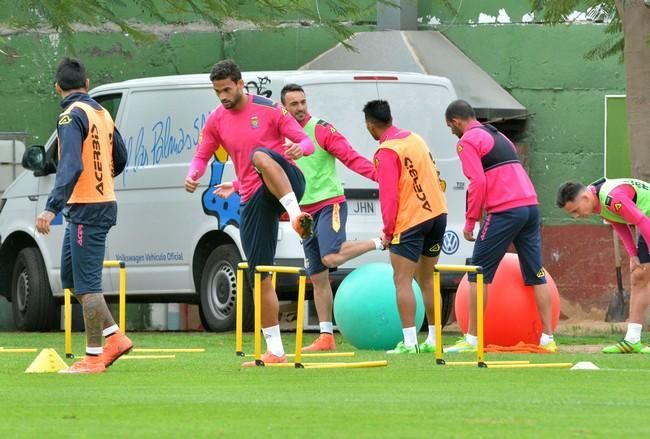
top-left (64, 260), bottom-right (126, 358)
top-left (433, 264), bottom-right (572, 369)
top-left (236, 262), bottom-right (387, 369)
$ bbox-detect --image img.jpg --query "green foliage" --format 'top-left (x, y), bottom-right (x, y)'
top-left (7, 0), bottom-right (371, 51)
top-left (530, 0), bottom-right (624, 60)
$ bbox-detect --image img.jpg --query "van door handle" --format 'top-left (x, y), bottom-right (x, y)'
top-left (28, 195), bottom-right (38, 201)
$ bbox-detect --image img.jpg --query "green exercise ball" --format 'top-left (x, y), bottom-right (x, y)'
top-left (334, 263), bottom-right (425, 350)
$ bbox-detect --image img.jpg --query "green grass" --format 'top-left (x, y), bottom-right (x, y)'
top-left (1, 332), bottom-right (649, 438)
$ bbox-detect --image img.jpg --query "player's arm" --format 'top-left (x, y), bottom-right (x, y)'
top-left (187, 114), bottom-right (220, 181)
top-left (607, 185), bottom-right (650, 251)
top-left (111, 127), bottom-right (127, 177)
top-left (375, 149), bottom-right (400, 241)
top-left (277, 105), bottom-right (314, 157)
top-left (316, 122), bottom-right (376, 182)
top-left (45, 109), bottom-right (86, 215)
top-left (609, 221), bottom-right (638, 257)
top-left (457, 138), bottom-right (486, 233)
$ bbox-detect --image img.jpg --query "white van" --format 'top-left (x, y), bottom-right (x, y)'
top-left (0, 71), bottom-right (471, 332)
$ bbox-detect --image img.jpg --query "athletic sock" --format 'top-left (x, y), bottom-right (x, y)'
top-left (279, 192), bottom-right (301, 221)
top-left (86, 346), bottom-right (102, 356)
top-left (262, 325), bottom-right (285, 357)
top-left (402, 327), bottom-right (418, 348)
top-left (625, 323), bottom-right (642, 344)
top-left (425, 325), bottom-right (436, 345)
top-left (465, 334), bottom-right (478, 346)
top-left (320, 322), bottom-right (333, 334)
top-left (103, 324), bottom-right (119, 338)
top-left (540, 333), bottom-right (554, 346)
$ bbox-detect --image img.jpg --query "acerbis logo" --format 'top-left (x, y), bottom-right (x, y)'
top-left (442, 231), bottom-right (459, 255)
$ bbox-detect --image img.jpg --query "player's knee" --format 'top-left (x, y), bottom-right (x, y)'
top-left (251, 150), bottom-right (271, 170)
top-left (321, 254), bottom-right (339, 268)
top-left (631, 267), bottom-right (649, 288)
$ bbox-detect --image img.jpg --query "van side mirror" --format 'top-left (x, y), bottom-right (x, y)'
top-left (22, 145), bottom-right (45, 172)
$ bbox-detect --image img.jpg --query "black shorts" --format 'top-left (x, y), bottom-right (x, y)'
top-left (240, 148), bottom-right (305, 284)
top-left (302, 202), bottom-right (347, 276)
top-left (389, 214), bottom-right (447, 262)
top-left (638, 235), bottom-right (650, 263)
top-left (61, 222), bottom-right (111, 294)
top-left (469, 205), bottom-right (546, 285)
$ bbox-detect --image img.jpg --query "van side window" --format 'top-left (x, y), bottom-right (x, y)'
top-left (95, 93), bottom-right (123, 120)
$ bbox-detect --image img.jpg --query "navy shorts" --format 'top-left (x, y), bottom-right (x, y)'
top-left (240, 148), bottom-right (305, 284)
top-left (469, 205), bottom-right (547, 285)
top-left (303, 202), bottom-right (347, 276)
top-left (390, 214), bottom-right (447, 262)
top-left (61, 222), bottom-right (110, 294)
top-left (638, 236), bottom-right (650, 263)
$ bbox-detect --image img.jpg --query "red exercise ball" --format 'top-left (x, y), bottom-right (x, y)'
top-left (454, 253), bottom-right (561, 346)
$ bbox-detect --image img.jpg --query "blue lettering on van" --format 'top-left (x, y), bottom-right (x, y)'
top-left (201, 159), bottom-right (241, 230)
top-left (121, 112), bottom-right (209, 185)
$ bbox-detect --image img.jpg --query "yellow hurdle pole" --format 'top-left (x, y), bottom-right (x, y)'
top-left (272, 271), bottom-right (277, 289)
top-left (254, 271), bottom-right (263, 366)
top-left (444, 360), bottom-right (530, 366)
top-left (476, 271), bottom-right (487, 368)
top-left (235, 264), bottom-right (245, 356)
top-left (119, 262), bottom-right (126, 333)
top-left (245, 351), bottom-right (355, 358)
top-left (486, 363), bottom-right (573, 369)
top-left (433, 269), bottom-right (444, 365)
top-left (294, 271), bottom-right (307, 368)
top-left (255, 265), bottom-right (304, 275)
top-left (434, 264), bottom-right (481, 273)
top-left (133, 348), bottom-right (205, 353)
top-left (303, 360), bottom-right (389, 369)
top-left (64, 288), bottom-right (73, 358)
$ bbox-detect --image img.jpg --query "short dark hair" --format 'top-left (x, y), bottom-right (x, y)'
top-left (55, 57), bottom-right (87, 91)
top-left (445, 99), bottom-right (476, 121)
top-left (280, 83), bottom-right (304, 105)
top-left (556, 181), bottom-right (586, 208)
top-left (209, 59), bottom-right (242, 82)
top-left (363, 100), bottom-right (392, 126)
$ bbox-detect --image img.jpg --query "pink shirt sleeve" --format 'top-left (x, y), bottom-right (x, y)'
top-left (315, 123), bottom-right (376, 182)
top-left (276, 106), bottom-right (315, 156)
top-left (187, 113), bottom-right (220, 180)
top-left (376, 148), bottom-right (401, 238)
top-left (607, 185), bottom-right (650, 254)
top-left (609, 221), bottom-right (638, 257)
top-left (457, 137), bottom-right (487, 233)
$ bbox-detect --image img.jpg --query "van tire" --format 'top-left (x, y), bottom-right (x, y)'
top-left (199, 244), bottom-right (253, 332)
top-left (11, 247), bottom-right (59, 331)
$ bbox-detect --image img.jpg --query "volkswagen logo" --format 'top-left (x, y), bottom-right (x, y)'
top-left (442, 231), bottom-right (460, 255)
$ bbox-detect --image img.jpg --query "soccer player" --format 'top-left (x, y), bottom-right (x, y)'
top-left (185, 60), bottom-right (315, 366)
top-left (557, 178), bottom-right (650, 353)
top-left (36, 57), bottom-right (131, 374)
top-left (444, 99), bottom-right (556, 353)
top-left (363, 100), bottom-right (448, 354)
top-left (281, 84), bottom-right (383, 352)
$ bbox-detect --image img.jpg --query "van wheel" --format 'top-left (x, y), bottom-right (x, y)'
top-left (11, 247), bottom-right (59, 331)
top-left (199, 244), bottom-right (253, 332)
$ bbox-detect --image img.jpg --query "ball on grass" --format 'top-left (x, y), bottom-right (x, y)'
top-left (334, 263), bottom-right (425, 350)
top-left (454, 253), bottom-right (561, 346)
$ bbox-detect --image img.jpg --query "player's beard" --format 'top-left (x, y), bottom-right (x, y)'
top-left (222, 90), bottom-right (243, 109)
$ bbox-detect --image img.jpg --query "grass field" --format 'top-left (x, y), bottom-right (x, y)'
top-left (1, 331), bottom-right (649, 438)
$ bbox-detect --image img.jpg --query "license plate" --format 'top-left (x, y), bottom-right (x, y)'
top-left (349, 199), bottom-right (378, 216)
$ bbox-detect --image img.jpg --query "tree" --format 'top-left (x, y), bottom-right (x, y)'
top-left (531, 0), bottom-right (650, 181)
top-left (7, 0), bottom-right (369, 49)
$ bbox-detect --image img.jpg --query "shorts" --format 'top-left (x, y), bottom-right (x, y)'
top-left (302, 202), bottom-right (347, 276)
top-left (240, 147), bottom-right (306, 284)
top-left (61, 222), bottom-right (110, 294)
top-left (389, 214), bottom-right (447, 262)
top-left (469, 205), bottom-right (546, 285)
top-left (638, 235), bottom-right (650, 263)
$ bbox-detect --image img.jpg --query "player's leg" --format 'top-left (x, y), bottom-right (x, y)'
top-left (414, 214), bottom-right (447, 352)
top-left (251, 148), bottom-right (312, 238)
top-left (604, 236), bottom-right (650, 353)
top-left (240, 187), bottom-right (287, 365)
top-left (385, 225), bottom-right (426, 354)
top-left (447, 209), bottom-right (523, 353)
top-left (512, 205), bottom-right (555, 351)
top-left (301, 210), bottom-right (336, 351)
